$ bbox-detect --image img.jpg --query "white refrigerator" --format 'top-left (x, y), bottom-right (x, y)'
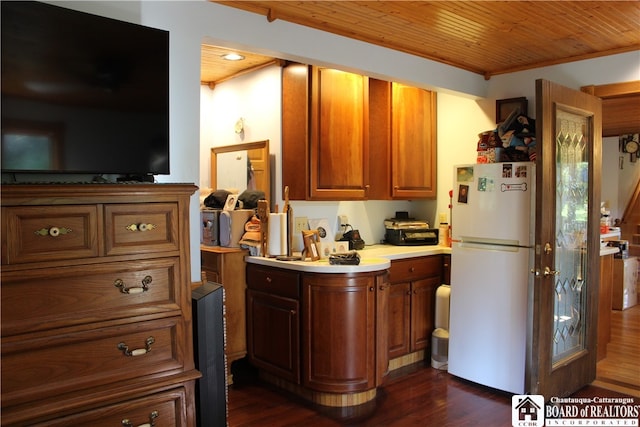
top-left (448, 162), bottom-right (535, 394)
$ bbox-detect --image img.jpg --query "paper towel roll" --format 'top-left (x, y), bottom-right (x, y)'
top-left (268, 213), bottom-right (287, 256)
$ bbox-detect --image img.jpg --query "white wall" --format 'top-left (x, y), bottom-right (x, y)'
top-left (486, 52), bottom-right (640, 109)
top-left (600, 135), bottom-right (640, 222)
top-left (616, 137), bottom-right (640, 220)
top-left (200, 65), bottom-right (282, 192)
top-left (51, 1), bottom-right (640, 281)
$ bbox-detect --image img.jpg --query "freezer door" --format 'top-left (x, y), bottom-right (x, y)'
top-left (448, 242), bottom-right (530, 394)
top-left (452, 162), bottom-right (534, 246)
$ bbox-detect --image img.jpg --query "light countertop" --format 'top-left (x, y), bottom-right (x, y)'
top-left (245, 244), bottom-right (451, 273)
top-left (246, 242), bottom-right (615, 270)
top-left (600, 246), bottom-right (619, 257)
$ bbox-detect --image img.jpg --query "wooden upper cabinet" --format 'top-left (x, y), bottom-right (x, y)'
top-left (282, 64), bottom-right (369, 200)
top-left (282, 63), bottom-right (309, 200)
top-left (310, 67), bottom-right (369, 200)
top-left (369, 81), bottom-right (437, 199)
top-left (282, 63), bottom-right (436, 201)
top-left (390, 83), bottom-right (437, 199)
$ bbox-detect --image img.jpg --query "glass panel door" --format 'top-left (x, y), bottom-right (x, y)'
top-left (552, 110), bottom-right (589, 364)
top-left (528, 79), bottom-right (601, 398)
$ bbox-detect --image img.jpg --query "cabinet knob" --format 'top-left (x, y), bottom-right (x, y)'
top-left (409, 267), bottom-right (415, 272)
top-left (125, 223), bottom-right (156, 232)
top-left (266, 276), bottom-right (272, 283)
top-left (34, 226), bottom-right (72, 237)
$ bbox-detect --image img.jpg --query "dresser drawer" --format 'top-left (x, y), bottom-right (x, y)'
top-left (1, 258), bottom-right (182, 337)
top-left (389, 256), bottom-right (442, 282)
top-left (105, 203), bottom-right (180, 256)
top-left (247, 264), bottom-right (300, 299)
top-left (30, 388), bottom-right (187, 427)
top-left (1, 316), bottom-right (185, 407)
top-left (2, 205), bottom-right (99, 265)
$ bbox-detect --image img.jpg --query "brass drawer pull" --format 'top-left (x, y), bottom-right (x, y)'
top-left (34, 226), bottom-right (72, 237)
top-left (125, 223), bottom-right (156, 232)
top-left (118, 336), bottom-right (155, 357)
top-left (114, 276), bottom-right (152, 294)
top-left (122, 410), bottom-right (159, 427)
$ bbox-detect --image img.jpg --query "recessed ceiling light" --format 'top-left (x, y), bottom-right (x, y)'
top-left (221, 53), bottom-right (245, 61)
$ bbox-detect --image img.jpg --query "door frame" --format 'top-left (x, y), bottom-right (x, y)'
top-left (527, 79), bottom-right (602, 398)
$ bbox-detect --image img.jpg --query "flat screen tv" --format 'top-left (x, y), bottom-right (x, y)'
top-left (1, 1), bottom-right (170, 180)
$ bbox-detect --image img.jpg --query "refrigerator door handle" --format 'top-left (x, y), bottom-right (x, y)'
top-left (458, 237), bottom-right (530, 252)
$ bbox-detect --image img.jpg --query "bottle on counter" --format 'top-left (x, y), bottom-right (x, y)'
top-left (439, 223), bottom-right (450, 247)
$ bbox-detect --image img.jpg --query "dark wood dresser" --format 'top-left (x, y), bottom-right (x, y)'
top-left (1, 183), bottom-right (200, 426)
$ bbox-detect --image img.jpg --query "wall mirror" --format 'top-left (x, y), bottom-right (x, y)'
top-left (211, 140), bottom-right (270, 207)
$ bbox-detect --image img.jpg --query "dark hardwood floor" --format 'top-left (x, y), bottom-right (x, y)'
top-left (227, 304), bottom-right (639, 426)
top-left (227, 362), bottom-right (634, 426)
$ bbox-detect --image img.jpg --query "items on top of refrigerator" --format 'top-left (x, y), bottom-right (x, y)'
top-left (477, 107), bottom-right (537, 164)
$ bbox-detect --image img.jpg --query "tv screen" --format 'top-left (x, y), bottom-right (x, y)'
top-left (1, 1), bottom-right (170, 178)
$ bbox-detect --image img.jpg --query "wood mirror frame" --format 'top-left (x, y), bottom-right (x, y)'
top-left (211, 140), bottom-right (270, 207)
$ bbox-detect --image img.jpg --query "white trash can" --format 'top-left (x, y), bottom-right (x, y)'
top-left (431, 284), bottom-right (450, 370)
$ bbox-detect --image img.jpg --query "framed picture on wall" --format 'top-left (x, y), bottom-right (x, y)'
top-left (496, 97), bottom-right (528, 123)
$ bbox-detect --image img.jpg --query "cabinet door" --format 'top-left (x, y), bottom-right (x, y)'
top-left (375, 273), bottom-right (390, 385)
top-left (410, 276), bottom-right (440, 352)
top-left (201, 249), bottom-right (248, 365)
top-left (303, 274), bottom-right (375, 393)
top-left (390, 83), bottom-right (437, 199)
top-left (246, 290), bottom-right (300, 384)
top-left (309, 67), bottom-right (369, 200)
top-left (442, 254), bottom-right (451, 285)
top-left (388, 282), bottom-right (411, 359)
top-left (282, 63), bottom-right (309, 200)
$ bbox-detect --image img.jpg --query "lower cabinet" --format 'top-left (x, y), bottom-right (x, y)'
top-left (245, 264), bottom-right (389, 400)
top-left (388, 256), bottom-right (442, 360)
top-left (200, 247), bottom-right (249, 375)
top-left (442, 254), bottom-right (451, 285)
top-left (246, 265), bottom-right (301, 384)
top-left (302, 272), bottom-right (389, 393)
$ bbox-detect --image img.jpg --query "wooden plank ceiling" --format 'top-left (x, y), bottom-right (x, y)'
top-left (202, 1), bottom-right (640, 84)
